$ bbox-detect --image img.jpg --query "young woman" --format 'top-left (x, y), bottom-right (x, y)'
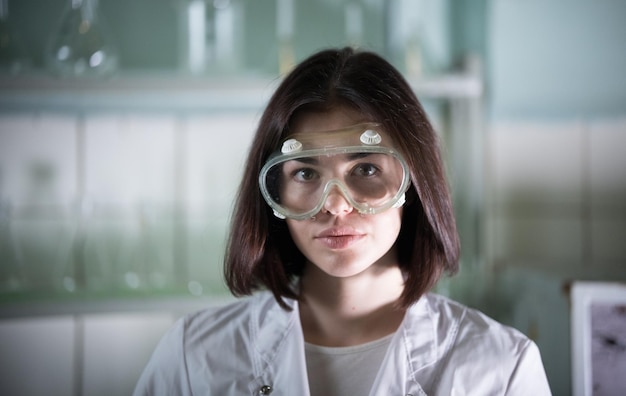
top-left (134, 47), bottom-right (551, 395)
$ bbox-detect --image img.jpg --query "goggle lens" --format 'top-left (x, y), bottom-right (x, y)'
top-left (259, 124), bottom-right (410, 220)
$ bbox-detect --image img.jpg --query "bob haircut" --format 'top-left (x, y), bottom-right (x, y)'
top-left (224, 47), bottom-right (460, 309)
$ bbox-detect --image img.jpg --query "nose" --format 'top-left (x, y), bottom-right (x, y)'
top-left (322, 186), bottom-right (354, 215)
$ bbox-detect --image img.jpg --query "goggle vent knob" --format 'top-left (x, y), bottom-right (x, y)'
top-left (281, 138), bottom-right (303, 153)
top-left (360, 130), bottom-right (382, 145)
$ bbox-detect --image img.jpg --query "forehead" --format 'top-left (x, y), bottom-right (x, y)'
top-left (290, 107), bottom-right (371, 135)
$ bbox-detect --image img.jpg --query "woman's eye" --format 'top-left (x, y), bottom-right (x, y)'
top-left (294, 168), bottom-right (318, 181)
top-left (354, 163), bottom-right (379, 177)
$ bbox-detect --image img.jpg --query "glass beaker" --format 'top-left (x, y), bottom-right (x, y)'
top-left (45, 0), bottom-right (118, 78)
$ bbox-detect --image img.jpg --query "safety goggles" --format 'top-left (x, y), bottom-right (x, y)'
top-left (259, 123), bottom-right (410, 220)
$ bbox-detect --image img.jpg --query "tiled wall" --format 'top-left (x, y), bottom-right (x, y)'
top-left (0, 293), bottom-right (234, 396)
top-left (483, 118), bottom-right (626, 395)
top-left (0, 312), bottom-right (176, 396)
top-left (0, 111), bottom-right (258, 395)
top-left (0, 112), bottom-right (259, 296)
top-left (487, 118), bottom-right (626, 272)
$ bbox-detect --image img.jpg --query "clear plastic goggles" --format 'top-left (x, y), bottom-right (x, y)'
top-left (259, 123), bottom-right (410, 220)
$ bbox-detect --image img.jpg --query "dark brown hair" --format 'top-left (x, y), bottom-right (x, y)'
top-left (224, 47), bottom-right (459, 309)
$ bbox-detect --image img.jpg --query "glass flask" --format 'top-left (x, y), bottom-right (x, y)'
top-left (45, 0), bottom-right (118, 78)
top-left (0, 0), bottom-right (30, 74)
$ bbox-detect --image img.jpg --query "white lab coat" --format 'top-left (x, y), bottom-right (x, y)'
top-left (134, 291), bottom-right (551, 395)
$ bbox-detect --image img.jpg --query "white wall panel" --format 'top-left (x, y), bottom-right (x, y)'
top-left (82, 313), bottom-right (176, 396)
top-left (0, 114), bottom-right (78, 292)
top-left (492, 214), bottom-right (584, 265)
top-left (184, 113), bottom-right (258, 209)
top-left (489, 121), bottom-right (584, 208)
top-left (592, 218), bottom-right (626, 263)
top-left (0, 316), bottom-right (75, 396)
top-left (183, 114), bottom-right (258, 294)
top-left (488, 119), bottom-right (626, 269)
top-left (84, 115), bottom-right (177, 205)
top-left (589, 118), bottom-right (626, 206)
top-left (82, 115), bottom-right (178, 291)
top-left (0, 114), bottom-right (77, 206)
top-left (588, 119), bottom-right (626, 264)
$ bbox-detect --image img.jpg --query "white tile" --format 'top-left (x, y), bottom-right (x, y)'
top-left (592, 217), bottom-right (626, 262)
top-left (185, 213), bottom-right (230, 296)
top-left (82, 312), bottom-right (176, 396)
top-left (77, 202), bottom-right (177, 292)
top-left (589, 118), bottom-right (626, 206)
top-left (492, 212), bottom-right (584, 264)
top-left (587, 118), bottom-right (626, 268)
top-left (0, 316), bottom-right (75, 396)
top-left (0, 114), bottom-right (79, 293)
top-left (81, 207), bottom-right (145, 291)
top-left (489, 121), bottom-right (584, 207)
top-left (82, 115), bottom-right (180, 292)
top-left (0, 114), bottom-right (78, 206)
top-left (9, 217), bottom-right (77, 292)
top-left (84, 115), bottom-right (177, 205)
top-left (182, 114), bottom-right (258, 295)
top-left (184, 113), bottom-right (258, 211)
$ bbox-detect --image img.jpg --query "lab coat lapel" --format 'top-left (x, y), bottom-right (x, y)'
top-left (368, 297), bottom-right (436, 395)
top-left (248, 295), bottom-right (310, 395)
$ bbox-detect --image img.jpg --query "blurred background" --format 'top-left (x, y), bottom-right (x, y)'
top-left (0, 0), bottom-right (625, 395)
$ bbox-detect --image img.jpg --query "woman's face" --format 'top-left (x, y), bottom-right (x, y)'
top-left (285, 107), bottom-right (403, 278)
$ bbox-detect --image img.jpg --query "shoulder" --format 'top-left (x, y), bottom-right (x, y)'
top-left (406, 294), bottom-right (551, 394)
top-left (418, 293), bottom-right (530, 351)
top-left (134, 292), bottom-right (287, 395)
top-left (180, 291), bottom-right (284, 348)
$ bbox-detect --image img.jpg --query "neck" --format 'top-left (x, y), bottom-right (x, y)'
top-left (299, 258), bottom-right (406, 347)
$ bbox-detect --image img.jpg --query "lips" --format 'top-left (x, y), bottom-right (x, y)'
top-left (315, 227), bottom-right (365, 249)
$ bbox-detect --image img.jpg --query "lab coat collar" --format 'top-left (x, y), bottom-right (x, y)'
top-left (247, 292), bottom-right (441, 395)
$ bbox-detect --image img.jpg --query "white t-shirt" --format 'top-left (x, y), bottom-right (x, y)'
top-left (305, 334), bottom-right (394, 396)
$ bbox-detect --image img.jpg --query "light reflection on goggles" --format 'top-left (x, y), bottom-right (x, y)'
top-left (259, 123), bottom-right (410, 220)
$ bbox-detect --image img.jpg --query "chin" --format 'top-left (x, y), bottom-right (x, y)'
top-left (308, 254), bottom-right (383, 279)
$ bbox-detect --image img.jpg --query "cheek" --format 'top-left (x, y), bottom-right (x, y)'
top-left (381, 208), bottom-right (403, 237)
top-left (369, 209), bottom-right (403, 256)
